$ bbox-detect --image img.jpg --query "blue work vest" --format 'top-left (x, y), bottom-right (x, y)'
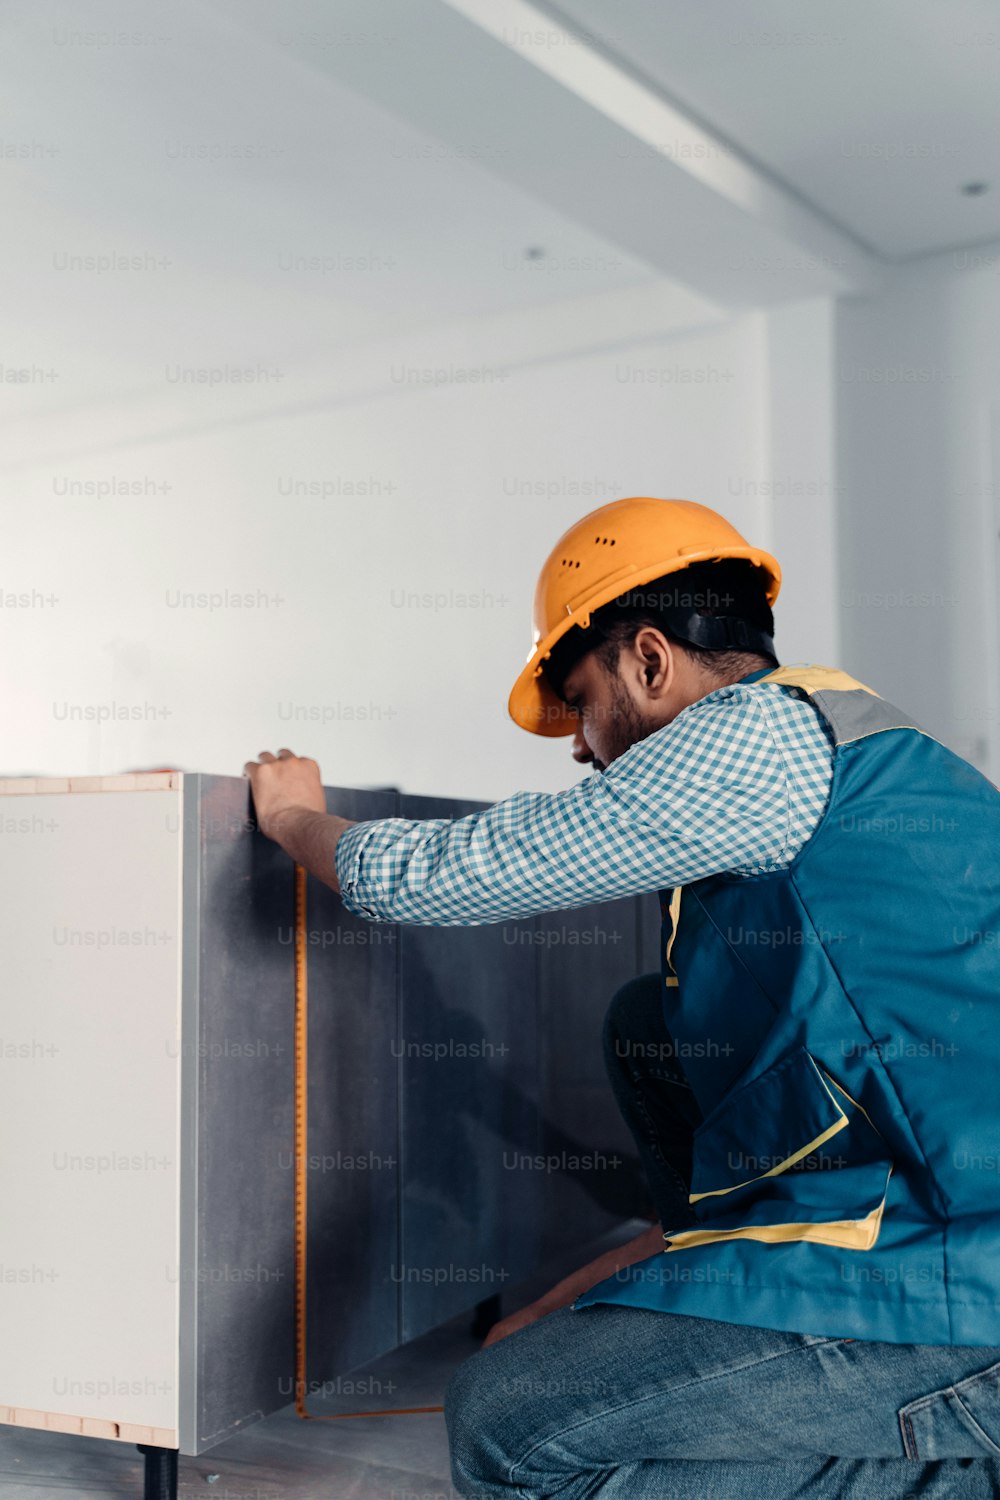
top-left (574, 665), bottom-right (1000, 1345)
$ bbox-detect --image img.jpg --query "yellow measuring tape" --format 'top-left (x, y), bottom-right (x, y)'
top-left (293, 863), bottom-right (445, 1420)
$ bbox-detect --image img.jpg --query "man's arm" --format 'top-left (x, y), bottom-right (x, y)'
top-left (244, 686), bottom-right (820, 926)
top-left (243, 749), bottom-right (355, 891)
top-left (265, 807), bottom-right (355, 891)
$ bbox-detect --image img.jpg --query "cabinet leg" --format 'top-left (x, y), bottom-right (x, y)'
top-left (137, 1443), bottom-right (178, 1500)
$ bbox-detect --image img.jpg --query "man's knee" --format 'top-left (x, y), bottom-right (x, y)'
top-left (444, 1343), bottom-right (522, 1493)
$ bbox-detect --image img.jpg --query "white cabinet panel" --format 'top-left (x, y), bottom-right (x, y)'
top-left (0, 785), bottom-right (182, 1440)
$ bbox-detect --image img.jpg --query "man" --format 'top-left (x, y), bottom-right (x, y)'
top-left (246, 496), bottom-right (1000, 1498)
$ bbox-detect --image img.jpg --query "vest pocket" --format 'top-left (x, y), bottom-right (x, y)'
top-left (899, 1359), bottom-right (1000, 1458)
top-left (663, 1045), bottom-right (893, 1252)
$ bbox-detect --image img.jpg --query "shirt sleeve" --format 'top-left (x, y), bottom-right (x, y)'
top-left (334, 683), bottom-right (833, 926)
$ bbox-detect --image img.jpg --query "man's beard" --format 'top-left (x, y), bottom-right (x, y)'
top-left (594, 678), bottom-right (655, 772)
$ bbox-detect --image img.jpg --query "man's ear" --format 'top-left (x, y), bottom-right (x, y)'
top-left (631, 626), bottom-right (673, 695)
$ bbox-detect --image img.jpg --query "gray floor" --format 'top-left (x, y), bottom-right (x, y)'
top-left (0, 1223), bottom-right (644, 1499)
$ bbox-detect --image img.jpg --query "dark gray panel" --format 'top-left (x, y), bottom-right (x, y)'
top-left (176, 773), bottom-right (663, 1453)
top-left (397, 795), bottom-right (542, 1342)
top-left (302, 786), bottom-right (400, 1393)
top-left (182, 776), bottom-right (398, 1453)
top-left (180, 773), bottom-right (294, 1453)
top-left (535, 898), bottom-right (647, 1259)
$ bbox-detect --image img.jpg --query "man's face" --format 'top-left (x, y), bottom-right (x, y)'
top-left (561, 650), bottom-right (653, 772)
top-left (556, 627), bottom-right (761, 772)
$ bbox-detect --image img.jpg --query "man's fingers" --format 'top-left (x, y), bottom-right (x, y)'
top-left (243, 750), bottom-right (306, 772)
top-left (243, 751), bottom-right (279, 776)
top-left (241, 747), bottom-right (325, 834)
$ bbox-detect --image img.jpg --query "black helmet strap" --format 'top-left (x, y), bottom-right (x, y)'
top-left (662, 607), bottom-right (775, 660)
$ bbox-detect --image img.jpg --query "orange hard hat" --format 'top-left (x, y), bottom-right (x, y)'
top-left (508, 496), bottom-right (781, 737)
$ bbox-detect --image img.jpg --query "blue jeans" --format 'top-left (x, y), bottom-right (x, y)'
top-left (445, 976), bottom-right (1000, 1497)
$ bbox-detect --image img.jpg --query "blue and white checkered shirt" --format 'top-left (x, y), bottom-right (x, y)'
top-left (335, 669), bottom-right (835, 926)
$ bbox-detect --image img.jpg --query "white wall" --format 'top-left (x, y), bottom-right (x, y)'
top-left (764, 297), bottom-right (841, 670)
top-left (17, 248), bottom-right (1000, 806)
top-left (835, 237), bottom-right (1000, 780)
top-left (5, 307), bottom-right (788, 802)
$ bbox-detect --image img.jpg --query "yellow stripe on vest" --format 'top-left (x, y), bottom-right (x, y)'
top-left (663, 1187), bottom-right (889, 1253)
top-left (664, 886), bottom-right (682, 986)
top-left (688, 1114), bottom-right (850, 1202)
top-left (757, 665), bottom-right (879, 697)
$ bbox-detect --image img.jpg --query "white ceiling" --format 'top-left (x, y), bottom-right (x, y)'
top-left (3, 0), bottom-right (997, 445)
top-left (547, 0), bottom-right (1000, 259)
top-left (1, 0), bottom-right (659, 427)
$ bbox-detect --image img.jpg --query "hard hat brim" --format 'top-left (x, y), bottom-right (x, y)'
top-left (507, 544), bottom-right (781, 737)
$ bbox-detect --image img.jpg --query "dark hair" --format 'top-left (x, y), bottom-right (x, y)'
top-left (544, 559), bottom-right (778, 698)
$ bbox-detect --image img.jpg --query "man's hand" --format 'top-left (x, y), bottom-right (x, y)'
top-left (243, 748), bottom-right (326, 841)
top-left (242, 749), bottom-right (354, 892)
